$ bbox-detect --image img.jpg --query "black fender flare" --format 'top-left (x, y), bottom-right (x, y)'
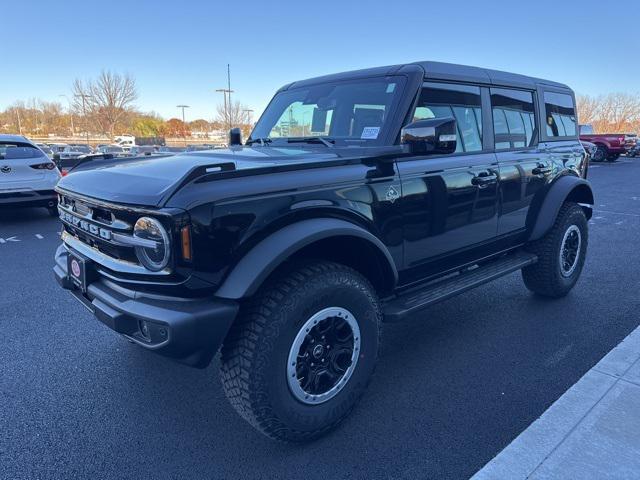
top-left (528, 176), bottom-right (594, 241)
top-left (215, 218), bottom-right (398, 299)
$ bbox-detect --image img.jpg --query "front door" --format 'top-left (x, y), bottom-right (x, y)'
top-left (397, 82), bottom-right (499, 282)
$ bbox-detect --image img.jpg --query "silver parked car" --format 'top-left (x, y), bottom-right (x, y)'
top-left (60, 144), bottom-right (93, 161)
top-left (36, 143), bottom-right (54, 160)
top-left (0, 135), bottom-right (61, 216)
top-left (95, 144), bottom-right (129, 157)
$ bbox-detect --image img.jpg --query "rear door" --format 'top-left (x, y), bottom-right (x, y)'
top-left (398, 82), bottom-right (499, 280)
top-left (491, 88), bottom-right (550, 235)
top-left (541, 90), bottom-right (585, 177)
top-left (0, 142), bottom-right (48, 189)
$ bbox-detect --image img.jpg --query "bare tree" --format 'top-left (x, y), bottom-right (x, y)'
top-left (577, 93), bottom-right (640, 133)
top-left (600, 93), bottom-right (640, 132)
top-left (72, 71), bottom-right (138, 139)
top-left (215, 100), bottom-right (250, 130)
top-left (576, 94), bottom-right (600, 126)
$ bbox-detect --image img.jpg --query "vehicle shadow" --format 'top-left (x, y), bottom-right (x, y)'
top-left (0, 206), bottom-right (54, 224)
top-left (78, 274), bottom-right (597, 480)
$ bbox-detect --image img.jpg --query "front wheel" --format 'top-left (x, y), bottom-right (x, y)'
top-left (220, 260), bottom-right (381, 442)
top-left (522, 202), bottom-right (588, 298)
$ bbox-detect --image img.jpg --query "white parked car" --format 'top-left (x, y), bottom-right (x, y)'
top-left (0, 135), bottom-right (61, 216)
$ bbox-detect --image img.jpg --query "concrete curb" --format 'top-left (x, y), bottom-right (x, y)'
top-left (472, 326), bottom-right (640, 479)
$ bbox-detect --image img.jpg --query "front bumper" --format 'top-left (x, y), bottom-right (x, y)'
top-left (54, 244), bottom-right (239, 368)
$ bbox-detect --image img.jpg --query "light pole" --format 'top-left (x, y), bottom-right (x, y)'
top-left (177, 105), bottom-right (190, 146)
top-left (227, 64), bottom-right (232, 118)
top-left (301, 111), bottom-right (308, 137)
top-left (74, 93), bottom-right (92, 145)
top-left (15, 108), bottom-right (22, 135)
top-left (242, 109), bottom-right (254, 126)
top-left (59, 94), bottom-right (75, 138)
top-left (216, 88), bottom-right (234, 131)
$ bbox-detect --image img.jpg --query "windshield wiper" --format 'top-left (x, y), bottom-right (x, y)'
top-left (246, 137), bottom-right (272, 146)
top-left (287, 137), bottom-right (335, 148)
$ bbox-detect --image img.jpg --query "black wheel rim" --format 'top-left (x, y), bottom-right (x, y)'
top-left (560, 225), bottom-right (581, 277)
top-left (287, 307), bottom-right (360, 404)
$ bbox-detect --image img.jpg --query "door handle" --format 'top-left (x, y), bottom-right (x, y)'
top-left (532, 164), bottom-right (552, 175)
top-left (471, 172), bottom-right (498, 187)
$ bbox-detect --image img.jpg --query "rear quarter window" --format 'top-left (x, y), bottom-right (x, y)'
top-left (544, 92), bottom-right (577, 138)
top-left (0, 143), bottom-right (46, 160)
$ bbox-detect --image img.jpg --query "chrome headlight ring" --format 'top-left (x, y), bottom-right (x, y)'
top-left (133, 217), bottom-right (171, 272)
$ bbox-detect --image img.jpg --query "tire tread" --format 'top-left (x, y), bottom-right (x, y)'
top-left (522, 202), bottom-right (587, 297)
top-left (220, 260), bottom-right (380, 442)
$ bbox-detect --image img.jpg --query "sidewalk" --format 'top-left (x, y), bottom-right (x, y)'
top-left (472, 326), bottom-right (640, 479)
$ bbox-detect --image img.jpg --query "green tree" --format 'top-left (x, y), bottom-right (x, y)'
top-left (132, 116), bottom-right (164, 137)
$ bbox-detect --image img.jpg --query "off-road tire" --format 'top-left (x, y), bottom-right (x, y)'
top-left (522, 202), bottom-right (588, 298)
top-left (593, 145), bottom-right (607, 162)
top-left (220, 260), bottom-right (381, 442)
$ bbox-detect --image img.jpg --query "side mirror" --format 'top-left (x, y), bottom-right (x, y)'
top-left (401, 117), bottom-right (457, 155)
top-left (229, 128), bottom-right (242, 146)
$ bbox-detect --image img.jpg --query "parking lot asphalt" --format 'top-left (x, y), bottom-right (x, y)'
top-left (1, 159), bottom-right (639, 480)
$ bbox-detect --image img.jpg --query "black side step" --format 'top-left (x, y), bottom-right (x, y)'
top-left (383, 251), bottom-right (537, 322)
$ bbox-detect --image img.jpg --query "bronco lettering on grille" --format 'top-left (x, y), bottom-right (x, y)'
top-left (60, 210), bottom-right (113, 241)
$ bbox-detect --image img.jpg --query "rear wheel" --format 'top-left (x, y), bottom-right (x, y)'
top-left (522, 202), bottom-right (588, 298)
top-left (220, 260), bottom-right (381, 442)
top-left (592, 145), bottom-right (607, 162)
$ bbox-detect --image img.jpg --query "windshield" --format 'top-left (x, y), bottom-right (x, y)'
top-left (250, 76), bottom-right (406, 146)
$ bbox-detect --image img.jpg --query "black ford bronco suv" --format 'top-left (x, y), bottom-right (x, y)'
top-left (54, 61), bottom-right (593, 441)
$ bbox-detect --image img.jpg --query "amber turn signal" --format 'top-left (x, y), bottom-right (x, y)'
top-left (181, 226), bottom-right (192, 261)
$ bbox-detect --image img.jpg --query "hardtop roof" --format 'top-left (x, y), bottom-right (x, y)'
top-left (285, 61), bottom-right (571, 92)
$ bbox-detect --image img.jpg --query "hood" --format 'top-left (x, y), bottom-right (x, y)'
top-left (56, 146), bottom-right (345, 206)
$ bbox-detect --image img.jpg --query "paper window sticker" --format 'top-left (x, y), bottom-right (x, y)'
top-left (361, 127), bottom-right (380, 139)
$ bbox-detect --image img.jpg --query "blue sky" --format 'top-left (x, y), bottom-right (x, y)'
top-left (3, 0), bottom-right (638, 121)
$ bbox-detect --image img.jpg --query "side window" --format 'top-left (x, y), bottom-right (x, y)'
top-left (490, 88), bottom-right (537, 150)
top-left (412, 82), bottom-right (483, 153)
top-left (544, 92), bottom-right (576, 137)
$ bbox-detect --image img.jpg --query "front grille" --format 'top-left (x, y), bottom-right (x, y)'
top-left (60, 202), bottom-right (132, 260)
top-left (57, 192), bottom-right (172, 277)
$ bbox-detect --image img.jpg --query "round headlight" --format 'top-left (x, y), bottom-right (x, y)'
top-left (133, 217), bottom-right (170, 272)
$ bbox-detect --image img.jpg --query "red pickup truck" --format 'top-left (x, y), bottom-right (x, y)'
top-left (579, 124), bottom-right (626, 162)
